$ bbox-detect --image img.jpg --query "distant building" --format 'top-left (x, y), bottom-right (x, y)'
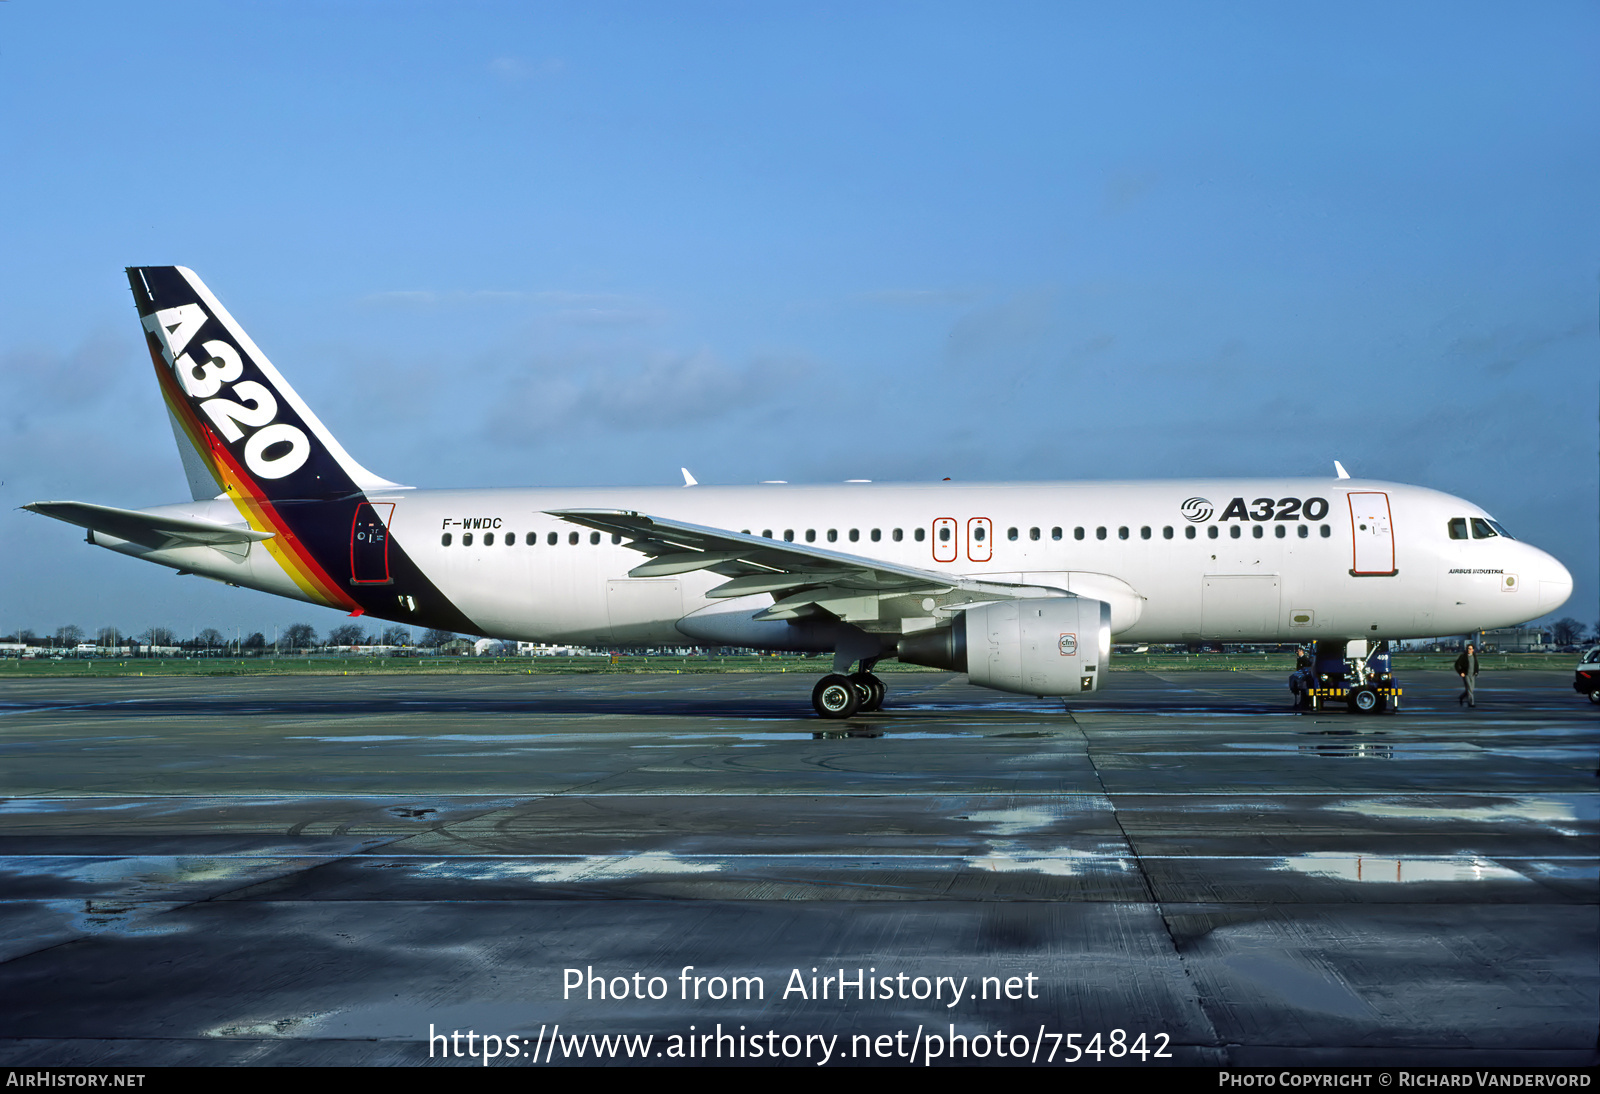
top-left (1481, 627), bottom-right (1549, 653)
top-left (515, 642), bottom-right (594, 656)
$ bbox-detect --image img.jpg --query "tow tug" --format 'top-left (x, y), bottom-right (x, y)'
top-left (1294, 639), bottom-right (1402, 714)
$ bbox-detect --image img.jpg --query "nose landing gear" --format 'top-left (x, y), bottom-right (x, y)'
top-left (1299, 639), bottom-right (1403, 714)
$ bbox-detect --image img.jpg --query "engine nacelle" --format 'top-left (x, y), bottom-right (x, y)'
top-left (898, 596), bottom-right (1112, 696)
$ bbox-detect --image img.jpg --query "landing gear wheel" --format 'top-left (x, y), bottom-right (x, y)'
top-left (849, 671), bottom-right (886, 712)
top-left (1349, 686), bottom-right (1384, 715)
top-left (813, 674), bottom-right (861, 719)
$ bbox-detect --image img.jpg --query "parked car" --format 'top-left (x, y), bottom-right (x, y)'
top-left (1576, 648), bottom-right (1600, 704)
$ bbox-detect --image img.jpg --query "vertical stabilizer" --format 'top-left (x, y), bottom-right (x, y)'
top-left (125, 266), bottom-right (417, 614)
top-left (127, 266), bottom-right (406, 500)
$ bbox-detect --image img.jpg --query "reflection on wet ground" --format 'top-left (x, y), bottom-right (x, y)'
top-left (0, 669), bottom-right (1593, 1065)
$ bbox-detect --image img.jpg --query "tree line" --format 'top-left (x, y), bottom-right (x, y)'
top-left (3, 623), bottom-right (462, 652)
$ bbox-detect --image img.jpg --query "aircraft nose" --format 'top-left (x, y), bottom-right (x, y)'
top-left (1536, 552), bottom-right (1573, 615)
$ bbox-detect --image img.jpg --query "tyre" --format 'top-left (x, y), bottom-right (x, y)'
top-left (812, 674), bottom-right (861, 719)
top-left (1589, 687), bottom-right (1600, 705)
top-left (849, 671), bottom-right (885, 712)
top-left (1349, 686), bottom-right (1383, 715)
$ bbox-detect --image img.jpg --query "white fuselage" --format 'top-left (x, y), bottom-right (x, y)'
top-left (115, 477), bottom-right (1573, 647)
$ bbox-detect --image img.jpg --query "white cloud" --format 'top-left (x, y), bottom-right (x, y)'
top-left (487, 55), bottom-right (566, 84)
top-left (488, 348), bottom-right (811, 440)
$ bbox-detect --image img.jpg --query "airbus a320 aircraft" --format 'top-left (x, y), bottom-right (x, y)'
top-left (25, 268), bottom-right (1574, 717)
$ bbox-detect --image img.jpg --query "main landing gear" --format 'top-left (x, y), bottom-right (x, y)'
top-left (811, 664), bottom-right (887, 719)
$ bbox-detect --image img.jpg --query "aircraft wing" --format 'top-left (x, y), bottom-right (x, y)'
top-left (547, 508), bottom-right (1067, 625)
top-left (23, 501), bottom-right (275, 551)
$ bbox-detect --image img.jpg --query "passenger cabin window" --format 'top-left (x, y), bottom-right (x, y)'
top-left (806, 529), bottom-right (816, 543)
top-left (612, 534), bottom-right (622, 544)
top-left (914, 528), bottom-right (925, 542)
top-left (1185, 527), bottom-right (1195, 539)
top-left (484, 532), bottom-right (495, 546)
top-left (871, 529), bottom-right (881, 542)
top-left (1051, 527), bottom-right (1062, 540)
top-left (892, 528), bottom-right (902, 541)
top-left (1074, 527), bottom-right (1085, 540)
top-left (1297, 525), bottom-right (1309, 539)
top-left (1207, 526), bottom-right (1219, 539)
top-left (506, 532), bottom-right (516, 545)
top-left (1140, 526), bottom-right (1151, 540)
top-left (1319, 525), bottom-right (1331, 538)
top-left (569, 532), bottom-right (579, 545)
top-left (1007, 527), bottom-right (1018, 541)
top-left (762, 529), bottom-right (772, 538)
top-left (548, 532), bottom-right (558, 546)
top-left (590, 532), bottom-right (600, 544)
top-left (1252, 526), bottom-right (1263, 539)
top-left (1117, 526), bottom-right (1128, 540)
top-left (826, 529), bottom-right (837, 542)
top-left (849, 529), bottom-right (859, 542)
top-left (1030, 527), bottom-right (1040, 540)
top-left (1163, 526), bottom-right (1173, 539)
top-left (464, 532), bottom-right (474, 546)
top-left (1470, 518), bottom-right (1498, 539)
top-left (1230, 526), bottom-right (1241, 539)
top-left (1448, 518), bottom-right (1469, 540)
top-left (441, 533), bottom-right (452, 546)
top-left (784, 530), bottom-right (794, 541)
top-left (1274, 525), bottom-right (1285, 539)
top-left (974, 526), bottom-right (986, 542)
top-left (1096, 527), bottom-right (1107, 540)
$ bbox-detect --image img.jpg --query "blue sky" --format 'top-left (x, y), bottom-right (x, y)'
top-left (2, 2), bottom-right (1595, 642)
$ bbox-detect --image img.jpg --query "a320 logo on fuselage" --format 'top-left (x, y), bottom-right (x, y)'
top-left (1181, 496), bottom-right (1331, 522)
top-left (144, 303), bottom-right (311, 481)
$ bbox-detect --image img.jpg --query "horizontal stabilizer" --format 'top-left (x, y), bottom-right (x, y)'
top-left (23, 501), bottom-right (275, 551)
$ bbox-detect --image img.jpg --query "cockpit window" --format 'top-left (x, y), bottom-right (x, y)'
top-left (1447, 518), bottom-right (1469, 540)
top-left (1486, 519), bottom-right (1514, 539)
top-left (1470, 518), bottom-right (1497, 539)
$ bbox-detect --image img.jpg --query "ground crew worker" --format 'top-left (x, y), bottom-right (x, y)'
top-left (1455, 643), bottom-right (1479, 708)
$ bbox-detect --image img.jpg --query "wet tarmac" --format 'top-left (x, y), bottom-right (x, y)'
top-left (0, 669), bottom-right (1594, 1066)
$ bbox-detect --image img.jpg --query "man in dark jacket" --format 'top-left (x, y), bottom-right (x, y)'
top-left (1455, 643), bottom-right (1479, 707)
